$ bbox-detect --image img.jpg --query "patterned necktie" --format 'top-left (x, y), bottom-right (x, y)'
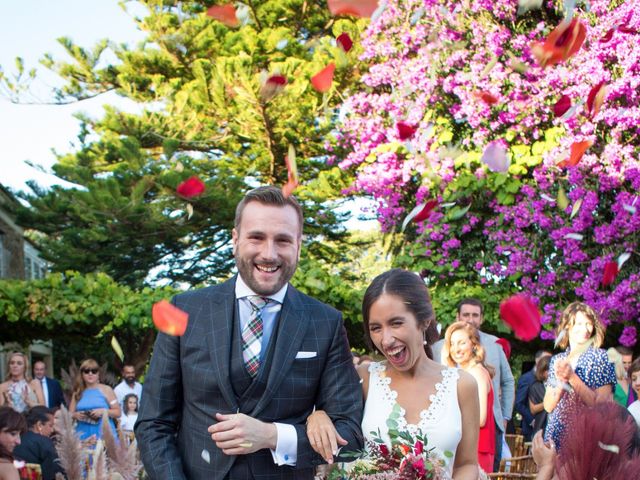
top-left (242, 296), bottom-right (271, 377)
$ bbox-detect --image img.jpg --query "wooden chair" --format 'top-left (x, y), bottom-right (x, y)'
top-left (504, 434), bottom-right (527, 457)
top-left (488, 473), bottom-right (537, 480)
top-left (18, 463), bottom-right (42, 480)
top-left (499, 455), bottom-right (537, 474)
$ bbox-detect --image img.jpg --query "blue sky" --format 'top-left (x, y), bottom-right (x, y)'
top-left (0, 0), bottom-right (146, 191)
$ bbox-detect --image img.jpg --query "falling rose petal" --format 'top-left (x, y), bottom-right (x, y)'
top-left (476, 91), bottom-right (499, 106)
top-left (311, 63), bottom-right (335, 93)
top-left (557, 140), bottom-right (593, 168)
top-left (499, 294), bottom-right (542, 341)
top-left (175, 161), bottom-right (184, 173)
top-left (598, 442), bottom-right (620, 454)
top-left (176, 176), bottom-right (206, 198)
top-left (206, 5), bottom-right (240, 28)
top-left (401, 200), bottom-right (438, 231)
top-left (201, 449), bottom-right (211, 464)
top-left (440, 202), bottom-right (457, 208)
top-left (553, 95), bottom-right (572, 117)
top-left (260, 74), bottom-right (288, 101)
top-left (570, 198), bottom-right (583, 219)
top-left (396, 121), bottom-right (418, 140)
top-left (560, 98), bottom-right (585, 120)
top-left (618, 26), bottom-right (638, 34)
top-left (530, 17), bottom-right (586, 68)
top-left (336, 33), bottom-right (353, 52)
top-left (410, 7), bottom-right (425, 25)
top-left (564, 0), bottom-right (576, 20)
top-left (517, 0), bottom-right (543, 15)
top-left (554, 329), bottom-right (567, 349)
top-left (564, 233), bottom-right (584, 241)
top-left (587, 82), bottom-right (607, 119)
top-left (617, 252), bottom-right (631, 269)
top-left (111, 336), bottom-right (125, 363)
top-left (327, 0), bottom-right (379, 18)
top-left (541, 193), bottom-right (556, 203)
top-left (186, 203), bottom-right (194, 220)
top-left (276, 39), bottom-right (289, 50)
top-left (557, 186), bottom-right (569, 210)
top-left (482, 142), bottom-right (510, 172)
top-left (623, 204), bottom-right (637, 214)
top-left (602, 261), bottom-right (619, 287)
top-left (282, 144), bottom-right (299, 198)
top-left (600, 28), bottom-right (615, 43)
top-left (152, 300), bottom-right (189, 336)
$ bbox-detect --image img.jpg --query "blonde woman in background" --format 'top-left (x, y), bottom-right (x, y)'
top-left (444, 321), bottom-right (496, 473)
top-left (0, 353), bottom-right (44, 413)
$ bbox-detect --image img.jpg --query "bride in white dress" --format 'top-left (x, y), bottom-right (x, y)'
top-left (307, 269), bottom-right (479, 479)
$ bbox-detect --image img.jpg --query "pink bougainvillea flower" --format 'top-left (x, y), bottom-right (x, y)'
top-left (401, 199), bottom-right (438, 231)
top-left (396, 121), bottom-right (418, 140)
top-left (336, 32), bottom-right (353, 52)
top-left (557, 140), bottom-right (593, 168)
top-left (499, 294), bottom-right (542, 341)
top-left (553, 95), bottom-right (572, 117)
top-left (530, 17), bottom-right (586, 68)
top-left (482, 141), bottom-right (510, 172)
top-left (176, 176), bottom-right (206, 198)
top-left (311, 63), bottom-right (335, 93)
top-left (206, 5), bottom-right (240, 28)
top-left (152, 300), bottom-right (189, 336)
top-left (600, 28), bottom-right (615, 43)
top-left (602, 261), bottom-right (619, 287)
top-left (586, 82), bottom-right (607, 119)
top-left (327, 0), bottom-right (379, 18)
top-left (282, 145), bottom-right (299, 198)
top-left (475, 91), bottom-right (499, 105)
top-left (260, 74), bottom-right (288, 101)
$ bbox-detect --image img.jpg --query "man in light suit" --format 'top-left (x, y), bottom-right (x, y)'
top-left (32, 361), bottom-right (66, 409)
top-left (136, 186), bottom-right (364, 479)
top-left (432, 298), bottom-right (515, 471)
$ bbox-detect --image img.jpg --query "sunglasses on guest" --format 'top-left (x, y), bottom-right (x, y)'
top-left (81, 368), bottom-right (99, 375)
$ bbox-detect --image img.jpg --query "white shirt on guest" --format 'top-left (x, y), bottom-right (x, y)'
top-left (120, 412), bottom-right (138, 432)
top-left (629, 400), bottom-right (640, 426)
top-left (114, 381), bottom-right (143, 405)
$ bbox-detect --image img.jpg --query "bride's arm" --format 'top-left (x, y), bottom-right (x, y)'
top-left (452, 370), bottom-right (480, 480)
top-left (306, 364), bottom-right (368, 463)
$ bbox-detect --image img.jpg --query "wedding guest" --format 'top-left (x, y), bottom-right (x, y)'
top-left (13, 406), bottom-right (64, 480)
top-left (119, 394), bottom-right (138, 433)
top-left (0, 353), bottom-right (44, 413)
top-left (616, 345), bottom-right (634, 376)
top-left (432, 298), bottom-right (515, 470)
top-left (69, 359), bottom-right (120, 441)
top-left (528, 355), bottom-right (551, 438)
top-left (32, 361), bottom-right (66, 409)
top-left (307, 269), bottom-right (480, 479)
top-left (0, 406), bottom-right (27, 480)
top-left (113, 365), bottom-right (142, 406)
top-left (543, 302), bottom-right (615, 450)
top-left (444, 321), bottom-right (495, 473)
top-left (627, 358), bottom-right (640, 426)
top-left (608, 347), bottom-right (636, 407)
top-left (515, 350), bottom-right (551, 441)
top-left (533, 402), bottom-right (640, 479)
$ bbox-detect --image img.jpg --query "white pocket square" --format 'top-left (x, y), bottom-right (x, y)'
top-left (295, 351), bottom-right (317, 359)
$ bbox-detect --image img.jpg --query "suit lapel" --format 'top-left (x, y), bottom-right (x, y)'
top-left (205, 278), bottom-right (238, 410)
top-left (252, 286), bottom-right (309, 417)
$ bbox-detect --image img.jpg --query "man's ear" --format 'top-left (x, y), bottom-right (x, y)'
top-left (232, 228), bottom-right (238, 255)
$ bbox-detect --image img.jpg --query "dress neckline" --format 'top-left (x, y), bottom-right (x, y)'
top-left (371, 362), bottom-right (458, 433)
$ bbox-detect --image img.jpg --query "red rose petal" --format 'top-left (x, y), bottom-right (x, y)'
top-left (476, 91), bottom-right (499, 105)
top-left (531, 18), bottom-right (586, 68)
top-left (311, 63), bottom-right (335, 93)
top-left (260, 74), bottom-right (288, 100)
top-left (396, 121), bottom-right (418, 140)
top-left (499, 294), bottom-right (541, 341)
top-left (327, 0), bottom-right (379, 18)
top-left (336, 33), bottom-right (353, 52)
top-left (413, 200), bottom-right (438, 222)
top-left (602, 261), bottom-right (619, 287)
top-left (587, 81), bottom-right (607, 119)
top-left (206, 5), bottom-right (240, 28)
top-left (152, 300), bottom-right (189, 336)
top-left (496, 338), bottom-right (512, 360)
top-left (557, 140), bottom-right (593, 168)
top-left (618, 26), bottom-right (638, 34)
top-left (267, 74), bottom-right (287, 86)
top-left (600, 29), bottom-right (615, 43)
top-left (176, 176), bottom-right (206, 198)
top-left (553, 95), bottom-right (572, 117)
top-left (282, 145), bottom-right (299, 198)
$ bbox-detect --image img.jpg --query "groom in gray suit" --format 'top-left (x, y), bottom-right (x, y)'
top-left (135, 186), bottom-right (363, 479)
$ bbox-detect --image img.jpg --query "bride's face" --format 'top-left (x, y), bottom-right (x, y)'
top-left (449, 329), bottom-right (473, 367)
top-left (367, 294), bottom-right (426, 371)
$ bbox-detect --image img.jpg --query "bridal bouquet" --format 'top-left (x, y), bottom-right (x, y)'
top-left (328, 405), bottom-right (451, 480)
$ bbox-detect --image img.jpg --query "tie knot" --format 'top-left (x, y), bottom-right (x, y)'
top-left (245, 295), bottom-right (271, 311)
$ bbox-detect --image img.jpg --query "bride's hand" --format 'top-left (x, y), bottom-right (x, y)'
top-left (306, 410), bottom-right (347, 464)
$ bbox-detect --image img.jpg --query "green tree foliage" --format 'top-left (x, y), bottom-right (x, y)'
top-left (2, 1), bottom-right (369, 287)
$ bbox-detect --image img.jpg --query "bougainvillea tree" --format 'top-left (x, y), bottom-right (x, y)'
top-left (334, 0), bottom-right (640, 343)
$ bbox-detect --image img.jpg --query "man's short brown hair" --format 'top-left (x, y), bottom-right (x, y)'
top-left (234, 186), bottom-right (303, 235)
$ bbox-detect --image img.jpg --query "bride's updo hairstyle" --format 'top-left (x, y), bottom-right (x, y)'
top-left (362, 269), bottom-right (439, 359)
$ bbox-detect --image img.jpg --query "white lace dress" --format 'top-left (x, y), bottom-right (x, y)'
top-left (361, 362), bottom-right (462, 477)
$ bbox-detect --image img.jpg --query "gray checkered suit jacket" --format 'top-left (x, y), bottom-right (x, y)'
top-left (135, 276), bottom-right (364, 479)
